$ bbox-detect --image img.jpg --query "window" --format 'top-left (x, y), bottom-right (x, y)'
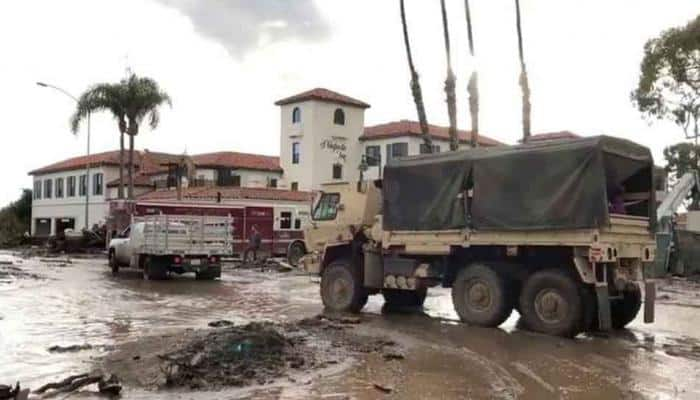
top-left (291, 182), bottom-right (298, 191)
top-left (312, 193), bottom-right (340, 220)
top-left (365, 145), bottom-right (381, 166)
top-left (231, 175), bottom-right (241, 187)
top-left (268, 178), bottom-right (278, 188)
top-left (33, 180), bottom-right (42, 200)
top-left (292, 107), bottom-right (301, 123)
top-left (292, 142), bottom-right (300, 164)
top-left (44, 179), bottom-right (52, 199)
top-left (332, 163), bottom-right (343, 180)
top-left (67, 176), bottom-right (76, 197)
top-left (386, 142), bottom-right (408, 160)
top-left (55, 178), bottom-right (64, 198)
top-left (79, 175), bottom-right (87, 197)
top-left (280, 211), bottom-right (292, 229)
top-left (294, 218), bottom-right (301, 230)
top-left (419, 144), bottom-right (441, 154)
top-left (333, 108), bottom-right (345, 125)
top-left (93, 173), bottom-right (103, 196)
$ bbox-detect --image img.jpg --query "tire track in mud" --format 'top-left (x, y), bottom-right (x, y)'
top-left (460, 347), bottom-right (524, 399)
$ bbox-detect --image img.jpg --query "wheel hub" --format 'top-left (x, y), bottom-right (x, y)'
top-left (534, 289), bottom-right (568, 324)
top-left (331, 277), bottom-right (351, 306)
top-left (466, 281), bottom-right (492, 311)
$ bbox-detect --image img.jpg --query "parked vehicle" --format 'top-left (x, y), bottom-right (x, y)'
top-left (302, 136), bottom-right (657, 337)
top-left (108, 214), bottom-right (233, 280)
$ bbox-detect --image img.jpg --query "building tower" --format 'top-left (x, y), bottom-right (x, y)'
top-left (275, 88), bottom-right (370, 191)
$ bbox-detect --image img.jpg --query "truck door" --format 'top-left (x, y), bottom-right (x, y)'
top-left (115, 226), bottom-right (131, 263)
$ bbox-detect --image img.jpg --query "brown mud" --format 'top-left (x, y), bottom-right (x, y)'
top-left (3, 250), bottom-right (700, 399)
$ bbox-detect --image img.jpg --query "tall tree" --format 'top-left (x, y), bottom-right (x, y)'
top-left (71, 83), bottom-right (128, 199)
top-left (631, 15), bottom-right (700, 142)
top-left (441, 0), bottom-right (459, 151)
top-left (122, 74), bottom-right (172, 199)
top-left (514, 0), bottom-right (531, 142)
top-left (464, 0), bottom-right (479, 147)
top-left (400, 0), bottom-right (433, 152)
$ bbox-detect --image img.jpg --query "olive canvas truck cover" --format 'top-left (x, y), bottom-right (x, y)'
top-left (382, 136), bottom-right (655, 231)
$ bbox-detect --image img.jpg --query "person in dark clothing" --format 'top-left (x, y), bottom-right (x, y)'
top-left (243, 225), bottom-right (262, 263)
top-left (608, 184), bottom-right (626, 214)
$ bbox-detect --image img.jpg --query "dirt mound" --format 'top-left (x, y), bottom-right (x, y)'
top-left (161, 322), bottom-right (302, 388)
top-left (159, 316), bottom-right (401, 390)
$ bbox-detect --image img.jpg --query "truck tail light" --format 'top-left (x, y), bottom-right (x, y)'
top-left (173, 256), bottom-right (182, 264)
top-left (209, 256), bottom-right (219, 264)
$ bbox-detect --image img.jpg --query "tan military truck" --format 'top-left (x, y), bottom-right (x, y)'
top-left (302, 136), bottom-right (657, 337)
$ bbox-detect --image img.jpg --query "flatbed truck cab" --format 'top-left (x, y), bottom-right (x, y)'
top-left (302, 136), bottom-right (657, 337)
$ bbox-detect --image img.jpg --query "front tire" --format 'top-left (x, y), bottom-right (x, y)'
top-left (519, 269), bottom-right (583, 337)
top-left (320, 259), bottom-right (368, 313)
top-left (452, 264), bottom-right (513, 327)
top-left (611, 283), bottom-right (642, 329)
top-left (109, 250), bottom-right (119, 276)
top-left (287, 242), bottom-right (306, 267)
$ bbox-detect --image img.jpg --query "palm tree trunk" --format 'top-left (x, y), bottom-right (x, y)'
top-left (515, 0), bottom-right (531, 142)
top-left (118, 131), bottom-right (125, 199)
top-left (465, 0), bottom-right (479, 148)
top-left (440, 0), bottom-right (459, 151)
top-left (400, 0), bottom-right (432, 152)
top-left (128, 133), bottom-right (134, 200)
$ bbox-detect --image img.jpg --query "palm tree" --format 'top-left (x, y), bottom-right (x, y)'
top-left (400, 0), bottom-right (433, 152)
top-left (465, 0), bottom-right (479, 148)
top-left (122, 74), bottom-right (172, 199)
top-left (515, 0), bottom-right (531, 142)
top-left (70, 83), bottom-right (128, 199)
top-left (70, 74), bottom-right (171, 200)
top-left (440, 0), bottom-right (459, 151)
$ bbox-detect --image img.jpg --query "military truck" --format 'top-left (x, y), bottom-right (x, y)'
top-left (302, 136), bottom-right (657, 337)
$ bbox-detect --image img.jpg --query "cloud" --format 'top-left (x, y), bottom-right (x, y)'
top-left (155, 0), bottom-right (330, 57)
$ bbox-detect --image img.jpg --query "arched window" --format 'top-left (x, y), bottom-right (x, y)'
top-left (292, 107), bottom-right (301, 123)
top-left (333, 108), bottom-right (345, 125)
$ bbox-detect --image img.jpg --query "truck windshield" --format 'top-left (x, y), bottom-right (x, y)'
top-left (312, 193), bottom-right (340, 220)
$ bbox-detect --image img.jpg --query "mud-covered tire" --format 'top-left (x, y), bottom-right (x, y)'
top-left (452, 264), bottom-right (513, 327)
top-left (320, 259), bottom-right (368, 313)
top-left (519, 269), bottom-right (583, 337)
top-left (196, 267), bottom-right (221, 281)
top-left (287, 242), bottom-right (306, 267)
top-left (108, 250), bottom-right (119, 276)
top-left (383, 288), bottom-right (427, 308)
top-left (611, 283), bottom-right (642, 329)
top-left (143, 257), bottom-right (168, 281)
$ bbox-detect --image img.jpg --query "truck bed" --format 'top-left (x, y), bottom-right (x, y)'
top-left (136, 215), bottom-right (233, 256)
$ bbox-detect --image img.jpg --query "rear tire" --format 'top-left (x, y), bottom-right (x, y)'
top-left (196, 267), bottom-right (221, 281)
top-left (320, 259), bottom-right (368, 313)
top-left (611, 283), bottom-right (642, 329)
top-left (383, 288), bottom-right (427, 308)
top-left (143, 257), bottom-right (168, 281)
top-left (452, 264), bottom-right (513, 327)
top-left (519, 269), bottom-right (583, 337)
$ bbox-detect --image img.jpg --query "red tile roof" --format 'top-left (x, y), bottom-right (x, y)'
top-left (275, 88), bottom-right (370, 109)
top-left (192, 152), bottom-right (282, 172)
top-left (29, 150), bottom-right (125, 175)
top-left (523, 131), bottom-right (581, 143)
top-left (29, 150), bottom-right (188, 176)
top-left (138, 186), bottom-right (312, 202)
top-left (361, 120), bottom-right (503, 146)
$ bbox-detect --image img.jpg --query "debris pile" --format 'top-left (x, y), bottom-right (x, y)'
top-left (1, 373), bottom-right (121, 399)
top-left (159, 315), bottom-right (402, 390)
top-left (160, 322), bottom-right (307, 388)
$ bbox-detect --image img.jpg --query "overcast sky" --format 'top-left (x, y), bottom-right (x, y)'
top-left (1, 0), bottom-right (699, 207)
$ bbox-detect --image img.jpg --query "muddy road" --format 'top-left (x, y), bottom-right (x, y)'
top-left (2, 250), bottom-right (700, 399)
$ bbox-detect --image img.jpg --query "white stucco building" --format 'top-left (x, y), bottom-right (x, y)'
top-left (29, 87), bottom-right (504, 237)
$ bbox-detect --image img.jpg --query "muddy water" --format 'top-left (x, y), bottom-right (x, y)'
top-left (2, 250), bottom-right (700, 399)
